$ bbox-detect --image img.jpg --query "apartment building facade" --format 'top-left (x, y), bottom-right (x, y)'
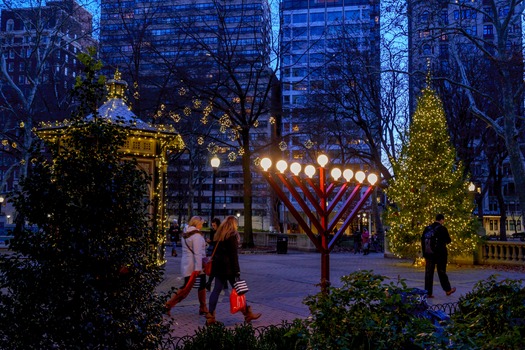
top-left (0, 0), bottom-right (96, 221)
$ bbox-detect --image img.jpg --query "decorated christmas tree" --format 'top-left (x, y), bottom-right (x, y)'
top-left (386, 84), bottom-right (477, 260)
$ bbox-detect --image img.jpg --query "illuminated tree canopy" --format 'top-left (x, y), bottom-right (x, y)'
top-left (386, 85), bottom-right (477, 260)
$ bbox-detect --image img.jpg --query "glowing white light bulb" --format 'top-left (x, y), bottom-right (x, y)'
top-left (261, 158), bottom-right (272, 171)
top-left (304, 165), bottom-right (316, 178)
top-left (343, 169), bottom-right (353, 182)
top-left (317, 154), bottom-right (328, 167)
top-left (355, 171), bottom-right (366, 183)
top-left (330, 168), bottom-right (342, 181)
top-left (367, 173), bottom-right (378, 186)
top-left (290, 162), bottom-right (302, 176)
top-left (276, 160), bottom-right (288, 173)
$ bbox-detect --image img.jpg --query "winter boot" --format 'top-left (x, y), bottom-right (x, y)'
top-left (165, 291), bottom-right (184, 316)
top-left (205, 311), bottom-right (216, 326)
top-left (242, 306), bottom-right (261, 323)
top-left (198, 289), bottom-right (209, 315)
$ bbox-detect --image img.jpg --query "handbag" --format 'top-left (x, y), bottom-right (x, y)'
top-left (202, 242), bottom-right (219, 276)
top-left (233, 278), bottom-right (249, 295)
top-left (229, 288), bottom-right (246, 314)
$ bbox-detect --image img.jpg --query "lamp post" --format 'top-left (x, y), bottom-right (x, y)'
top-left (260, 155), bottom-right (378, 293)
top-left (210, 156), bottom-right (220, 224)
top-left (469, 182), bottom-right (483, 221)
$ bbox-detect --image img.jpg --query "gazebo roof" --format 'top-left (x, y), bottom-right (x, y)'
top-left (38, 70), bottom-right (184, 147)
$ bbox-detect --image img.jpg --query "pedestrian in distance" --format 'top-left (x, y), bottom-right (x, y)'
top-left (205, 217), bottom-right (223, 291)
top-left (371, 232), bottom-right (380, 252)
top-left (205, 215), bottom-right (261, 326)
top-left (168, 223), bottom-right (180, 257)
top-left (165, 216), bottom-right (209, 316)
top-left (361, 228), bottom-right (370, 255)
top-left (421, 213), bottom-right (456, 298)
top-left (353, 230), bottom-right (362, 254)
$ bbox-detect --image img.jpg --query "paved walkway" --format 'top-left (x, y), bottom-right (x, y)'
top-left (158, 248), bottom-right (525, 340)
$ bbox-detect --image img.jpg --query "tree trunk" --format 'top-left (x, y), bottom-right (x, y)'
top-left (494, 168), bottom-right (507, 241)
top-left (241, 131), bottom-right (254, 247)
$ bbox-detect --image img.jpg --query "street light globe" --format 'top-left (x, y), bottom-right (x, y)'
top-left (468, 182), bottom-right (476, 192)
top-left (0, 196), bottom-right (4, 204)
top-left (367, 173), bottom-right (378, 186)
top-left (260, 157), bottom-right (272, 171)
top-left (276, 160), bottom-right (288, 173)
top-left (290, 162), bottom-right (302, 175)
top-left (355, 171), bottom-right (366, 183)
top-left (317, 154), bottom-right (328, 167)
top-left (211, 156), bottom-right (220, 168)
top-left (304, 165), bottom-right (316, 178)
top-left (343, 169), bottom-right (353, 182)
top-left (236, 212), bottom-right (241, 218)
top-left (330, 168), bottom-right (342, 181)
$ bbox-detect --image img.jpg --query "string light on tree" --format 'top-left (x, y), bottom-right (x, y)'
top-left (386, 84), bottom-right (477, 261)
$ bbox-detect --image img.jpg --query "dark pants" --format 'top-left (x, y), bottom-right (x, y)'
top-left (209, 276), bottom-right (235, 314)
top-left (424, 254), bottom-right (451, 296)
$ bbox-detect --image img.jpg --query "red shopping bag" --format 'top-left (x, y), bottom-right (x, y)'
top-left (229, 288), bottom-right (246, 314)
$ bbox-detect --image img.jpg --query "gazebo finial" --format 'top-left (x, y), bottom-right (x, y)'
top-left (106, 68), bottom-right (128, 99)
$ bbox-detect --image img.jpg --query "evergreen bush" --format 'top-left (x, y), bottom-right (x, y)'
top-left (0, 51), bottom-right (168, 349)
top-left (288, 270), bottom-right (437, 350)
top-left (445, 275), bottom-right (525, 350)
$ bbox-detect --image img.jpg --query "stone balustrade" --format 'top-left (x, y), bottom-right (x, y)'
top-left (479, 240), bottom-right (525, 266)
top-left (253, 232), bottom-right (525, 268)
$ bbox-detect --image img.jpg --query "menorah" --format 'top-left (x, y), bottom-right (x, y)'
top-left (260, 154), bottom-right (378, 293)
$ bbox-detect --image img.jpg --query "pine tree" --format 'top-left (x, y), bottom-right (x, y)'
top-left (386, 85), bottom-right (477, 260)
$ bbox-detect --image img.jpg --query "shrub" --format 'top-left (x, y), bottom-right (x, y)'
top-left (288, 270), bottom-right (437, 350)
top-left (176, 322), bottom-right (302, 350)
top-left (0, 51), bottom-right (168, 349)
top-left (445, 275), bottom-right (525, 350)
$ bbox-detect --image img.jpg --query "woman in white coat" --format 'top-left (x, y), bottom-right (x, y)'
top-left (166, 216), bottom-right (208, 315)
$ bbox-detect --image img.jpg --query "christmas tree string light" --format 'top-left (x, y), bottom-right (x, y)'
top-left (386, 84), bottom-right (477, 261)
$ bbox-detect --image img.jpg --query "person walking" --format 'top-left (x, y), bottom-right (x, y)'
top-left (205, 215), bottom-right (261, 326)
top-left (421, 213), bottom-right (456, 298)
top-left (353, 230), bottom-right (361, 254)
top-left (165, 216), bottom-right (209, 316)
top-left (205, 217), bottom-right (222, 291)
top-left (361, 229), bottom-right (370, 255)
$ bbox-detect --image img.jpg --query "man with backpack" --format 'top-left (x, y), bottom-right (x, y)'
top-left (421, 213), bottom-right (456, 298)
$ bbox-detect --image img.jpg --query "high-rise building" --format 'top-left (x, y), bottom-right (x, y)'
top-left (408, 0), bottom-right (524, 237)
top-left (280, 0), bottom-right (380, 159)
top-left (0, 0), bottom-right (96, 220)
top-left (408, 0), bottom-right (522, 110)
top-left (99, 0), bottom-right (275, 230)
top-left (279, 0), bottom-right (381, 233)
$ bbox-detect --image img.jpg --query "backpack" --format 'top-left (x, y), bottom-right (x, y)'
top-left (422, 225), bottom-right (437, 255)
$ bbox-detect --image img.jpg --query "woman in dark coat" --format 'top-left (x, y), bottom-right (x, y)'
top-left (205, 215), bottom-right (261, 325)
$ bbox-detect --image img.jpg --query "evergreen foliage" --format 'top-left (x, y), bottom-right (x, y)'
top-left (386, 86), bottom-right (477, 260)
top-left (445, 276), bottom-right (525, 349)
top-left (0, 51), bottom-right (167, 349)
top-left (288, 270), bottom-right (436, 349)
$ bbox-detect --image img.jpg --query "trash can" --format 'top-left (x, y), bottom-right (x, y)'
top-left (276, 234), bottom-right (288, 254)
